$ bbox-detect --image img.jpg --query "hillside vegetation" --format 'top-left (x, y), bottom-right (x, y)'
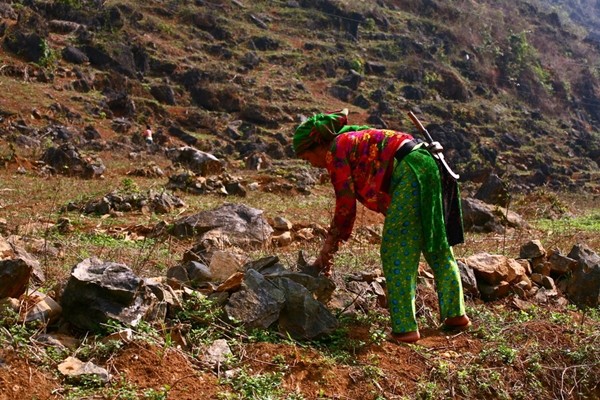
top-left (0, 0), bottom-right (598, 190)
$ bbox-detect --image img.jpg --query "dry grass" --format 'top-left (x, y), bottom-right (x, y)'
top-left (2, 145), bottom-right (598, 286)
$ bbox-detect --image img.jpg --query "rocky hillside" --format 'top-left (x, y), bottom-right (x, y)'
top-left (0, 0), bottom-right (599, 192)
top-left (1, 2), bottom-right (600, 399)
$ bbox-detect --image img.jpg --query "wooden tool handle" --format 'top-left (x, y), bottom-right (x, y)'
top-left (407, 111), bottom-right (426, 132)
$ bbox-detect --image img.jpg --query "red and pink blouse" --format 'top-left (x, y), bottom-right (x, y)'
top-left (325, 129), bottom-right (413, 241)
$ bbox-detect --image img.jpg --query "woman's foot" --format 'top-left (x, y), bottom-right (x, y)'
top-left (443, 315), bottom-right (471, 331)
top-left (389, 330), bottom-right (420, 344)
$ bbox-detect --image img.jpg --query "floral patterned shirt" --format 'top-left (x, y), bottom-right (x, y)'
top-left (325, 129), bottom-right (413, 241)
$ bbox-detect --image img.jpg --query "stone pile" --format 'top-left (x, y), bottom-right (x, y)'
top-left (165, 146), bottom-right (224, 176)
top-left (1, 251), bottom-right (339, 340)
top-left (41, 143), bottom-right (106, 179)
top-left (64, 189), bottom-right (185, 215)
top-left (457, 240), bottom-right (599, 308)
top-left (166, 171), bottom-right (248, 197)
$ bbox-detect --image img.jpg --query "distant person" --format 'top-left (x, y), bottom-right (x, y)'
top-left (292, 109), bottom-right (470, 344)
top-left (143, 125), bottom-right (153, 145)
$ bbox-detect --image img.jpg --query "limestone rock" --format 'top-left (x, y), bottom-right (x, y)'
top-left (61, 258), bottom-right (158, 331)
top-left (224, 269), bottom-right (285, 329)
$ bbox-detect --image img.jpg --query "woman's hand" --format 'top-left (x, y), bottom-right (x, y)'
top-left (312, 232), bottom-right (339, 276)
top-left (313, 251), bottom-right (333, 276)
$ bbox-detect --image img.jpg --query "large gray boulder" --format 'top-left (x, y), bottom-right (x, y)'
top-left (265, 270), bottom-right (336, 304)
top-left (270, 276), bottom-right (338, 340)
top-left (60, 258), bottom-right (158, 331)
top-left (171, 203), bottom-right (273, 248)
top-left (462, 197), bottom-right (526, 233)
top-left (166, 146), bottom-right (224, 176)
top-left (224, 269), bottom-right (285, 329)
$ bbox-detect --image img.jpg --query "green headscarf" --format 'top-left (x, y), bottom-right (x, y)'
top-left (293, 109), bottom-right (349, 156)
top-left (337, 124), bottom-right (371, 134)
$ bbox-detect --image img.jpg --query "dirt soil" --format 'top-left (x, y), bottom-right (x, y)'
top-left (0, 323), bottom-right (482, 399)
top-left (0, 344), bottom-right (219, 399)
top-left (4, 283), bottom-right (597, 400)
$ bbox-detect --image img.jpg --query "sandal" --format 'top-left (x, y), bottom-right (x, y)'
top-left (389, 330), bottom-right (420, 344)
top-left (442, 315), bottom-right (472, 332)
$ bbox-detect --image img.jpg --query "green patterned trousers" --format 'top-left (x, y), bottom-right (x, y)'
top-left (381, 151), bottom-right (465, 334)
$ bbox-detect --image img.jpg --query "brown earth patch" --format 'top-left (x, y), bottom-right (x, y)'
top-left (0, 350), bottom-right (59, 400)
top-left (107, 342), bottom-right (219, 399)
